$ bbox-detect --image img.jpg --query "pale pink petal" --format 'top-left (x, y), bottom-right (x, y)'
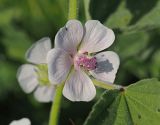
top-left (9, 118), bottom-right (31, 125)
top-left (55, 20), bottom-right (83, 55)
top-left (47, 48), bottom-right (73, 85)
top-left (34, 85), bottom-right (55, 102)
top-left (79, 20), bottom-right (115, 53)
top-left (25, 37), bottom-right (51, 64)
top-left (90, 51), bottom-right (120, 84)
top-left (63, 69), bottom-right (96, 102)
top-left (17, 64), bottom-right (38, 93)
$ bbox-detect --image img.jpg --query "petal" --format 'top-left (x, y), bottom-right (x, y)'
top-left (17, 64), bottom-right (38, 93)
top-left (25, 37), bottom-right (52, 64)
top-left (79, 20), bottom-right (115, 53)
top-left (63, 69), bottom-right (96, 102)
top-left (55, 20), bottom-right (83, 55)
top-left (34, 85), bottom-right (55, 102)
top-left (9, 118), bottom-right (31, 125)
top-left (47, 48), bottom-right (73, 85)
top-left (90, 51), bottom-right (120, 84)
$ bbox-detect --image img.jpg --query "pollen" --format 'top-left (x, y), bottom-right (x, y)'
top-left (76, 55), bottom-right (97, 70)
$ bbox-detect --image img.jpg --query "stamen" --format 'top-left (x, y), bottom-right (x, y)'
top-left (36, 64), bottom-right (50, 86)
top-left (76, 55), bottom-right (97, 70)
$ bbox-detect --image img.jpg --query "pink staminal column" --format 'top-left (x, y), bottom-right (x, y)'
top-left (75, 54), bottom-right (97, 70)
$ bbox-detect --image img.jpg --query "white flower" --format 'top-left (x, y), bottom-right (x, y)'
top-left (17, 37), bottom-right (55, 102)
top-left (47, 20), bottom-right (120, 102)
top-left (9, 118), bottom-right (31, 125)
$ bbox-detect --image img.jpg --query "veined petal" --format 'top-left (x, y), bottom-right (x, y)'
top-left (90, 51), bottom-right (120, 84)
top-left (9, 118), bottom-right (31, 125)
top-left (55, 20), bottom-right (83, 55)
top-left (34, 85), bottom-right (55, 102)
top-left (17, 64), bottom-right (38, 93)
top-left (47, 48), bottom-right (73, 85)
top-left (25, 37), bottom-right (51, 64)
top-left (79, 20), bottom-right (115, 53)
top-left (63, 69), bottom-right (96, 102)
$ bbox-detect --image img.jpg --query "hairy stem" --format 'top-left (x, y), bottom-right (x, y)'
top-left (49, 84), bottom-right (64, 125)
top-left (68, 0), bottom-right (78, 19)
top-left (48, 0), bottom-right (78, 124)
top-left (92, 79), bottom-right (123, 90)
top-left (83, 0), bottom-right (91, 20)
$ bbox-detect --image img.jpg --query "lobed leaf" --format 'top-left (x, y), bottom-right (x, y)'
top-left (84, 79), bottom-right (160, 125)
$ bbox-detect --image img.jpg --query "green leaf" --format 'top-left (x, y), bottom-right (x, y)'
top-left (0, 9), bottom-right (16, 26)
top-left (150, 50), bottom-right (160, 78)
top-left (84, 79), bottom-right (160, 125)
top-left (114, 31), bottom-right (150, 60)
top-left (133, 1), bottom-right (160, 29)
top-left (105, 0), bottom-right (132, 29)
top-left (89, 0), bottom-right (120, 22)
top-left (2, 26), bottom-right (31, 60)
top-left (123, 58), bottom-right (149, 78)
top-left (123, 0), bottom-right (160, 31)
top-left (0, 61), bottom-right (18, 100)
top-left (89, 0), bottom-right (160, 31)
top-left (19, 0), bottom-right (67, 38)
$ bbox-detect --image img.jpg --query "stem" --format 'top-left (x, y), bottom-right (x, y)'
top-left (48, 67), bottom-right (73, 125)
top-left (83, 0), bottom-right (91, 20)
top-left (49, 0), bottom-right (78, 124)
top-left (49, 84), bottom-right (64, 125)
top-left (92, 79), bottom-right (123, 90)
top-left (68, 0), bottom-right (78, 19)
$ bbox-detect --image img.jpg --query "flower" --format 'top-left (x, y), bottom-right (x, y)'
top-left (17, 37), bottom-right (55, 102)
top-left (9, 118), bottom-right (31, 125)
top-left (47, 20), bottom-right (120, 101)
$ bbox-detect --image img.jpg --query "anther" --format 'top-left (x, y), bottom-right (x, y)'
top-left (76, 55), bottom-right (97, 70)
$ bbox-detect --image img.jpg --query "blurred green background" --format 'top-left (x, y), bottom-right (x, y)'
top-left (0, 0), bottom-right (160, 125)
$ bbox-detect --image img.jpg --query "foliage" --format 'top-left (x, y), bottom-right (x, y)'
top-left (84, 79), bottom-right (160, 125)
top-left (0, 0), bottom-right (160, 125)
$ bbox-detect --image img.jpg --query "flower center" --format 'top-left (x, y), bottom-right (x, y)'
top-left (36, 64), bottom-right (50, 86)
top-left (75, 54), bottom-right (97, 70)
